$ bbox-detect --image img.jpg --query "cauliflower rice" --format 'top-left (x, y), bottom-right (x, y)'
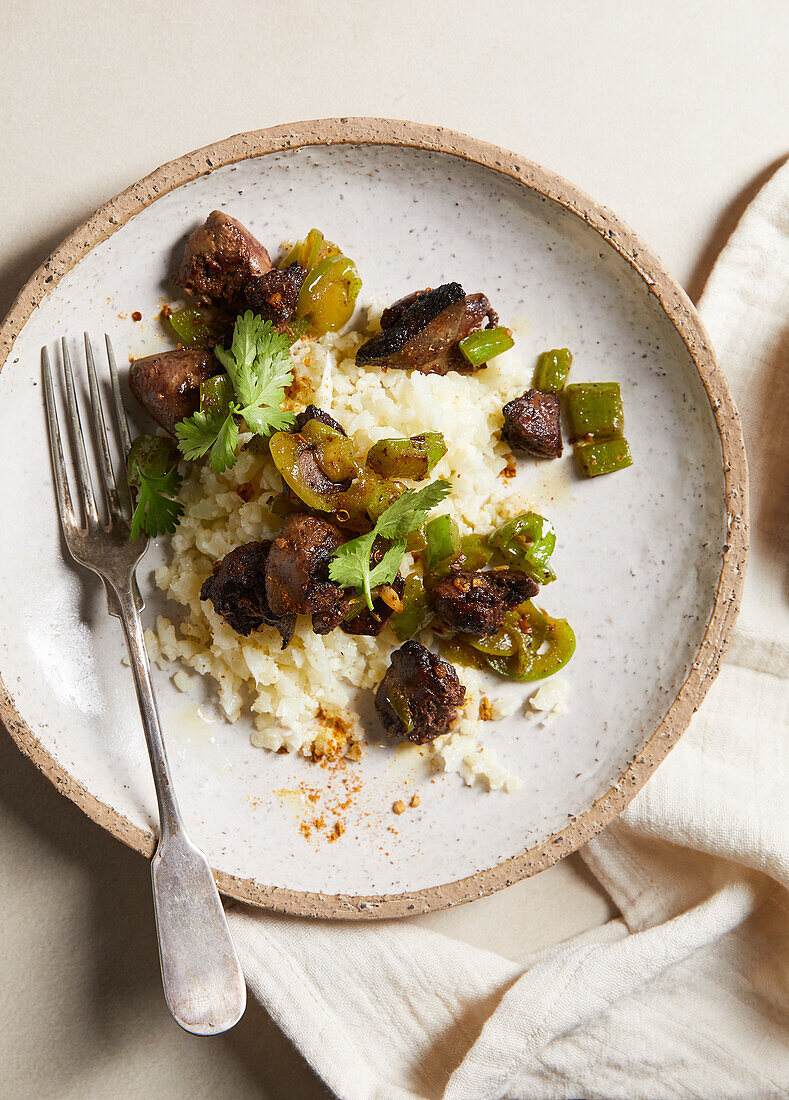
top-left (147, 305), bottom-right (537, 792)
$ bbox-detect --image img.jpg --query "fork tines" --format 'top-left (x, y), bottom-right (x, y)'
top-left (42, 334), bottom-right (132, 533)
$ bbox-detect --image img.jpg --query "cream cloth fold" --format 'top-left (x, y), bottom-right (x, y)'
top-left (228, 159), bottom-right (789, 1100)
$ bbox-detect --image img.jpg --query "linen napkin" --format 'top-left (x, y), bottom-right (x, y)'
top-left (227, 159), bottom-right (789, 1100)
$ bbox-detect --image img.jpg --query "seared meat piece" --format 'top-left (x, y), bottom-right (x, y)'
top-left (129, 347), bottom-right (219, 435)
top-left (356, 282), bottom-right (498, 375)
top-left (200, 541), bottom-right (295, 648)
top-left (293, 404), bottom-right (347, 436)
top-left (379, 290), bottom-right (430, 329)
top-left (502, 390), bottom-right (563, 459)
top-left (173, 211), bottom-right (272, 306)
top-left (265, 514), bottom-right (347, 630)
top-left (342, 573), bottom-right (405, 637)
top-left (243, 263), bottom-right (306, 328)
top-left (430, 568), bottom-right (539, 635)
top-left (375, 641), bottom-right (465, 744)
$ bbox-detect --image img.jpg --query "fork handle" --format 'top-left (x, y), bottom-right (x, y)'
top-left (114, 582), bottom-right (246, 1035)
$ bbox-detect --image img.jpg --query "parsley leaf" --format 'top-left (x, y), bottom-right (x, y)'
top-left (328, 479), bottom-right (451, 609)
top-left (130, 467), bottom-right (184, 540)
top-left (175, 409), bottom-right (238, 473)
top-left (176, 312), bottom-right (295, 471)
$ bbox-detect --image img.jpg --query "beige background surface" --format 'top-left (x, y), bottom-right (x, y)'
top-left (1, 2), bottom-right (786, 1097)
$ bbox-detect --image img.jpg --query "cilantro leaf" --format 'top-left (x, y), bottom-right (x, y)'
top-left (328, 531), bottom-right (377, 608)
top-left (368, 540), bottom-right (407, 588)
top-left (130, 467), bottom-right (183, 540)
top-left (374, 480), bottom-right (452, 540)
top-left (328, 479), bottom-right (452, 610)
top-left (176, 312), bottom-right (295, 472)
top-left (175, 409), bottom-right (239, 472)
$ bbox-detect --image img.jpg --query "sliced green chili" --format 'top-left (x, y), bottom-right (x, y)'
top-left (532, 348), bottom-right (573, 392)
top-left (489, 512), bottom-right (557, 585)
top-left (449, 600), bottom-right (575, 682)
top-left (458, 326), bottom-right (514, 368)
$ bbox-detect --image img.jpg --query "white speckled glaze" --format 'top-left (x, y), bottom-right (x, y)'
top-left (0, 123), bottom-right (746, 917)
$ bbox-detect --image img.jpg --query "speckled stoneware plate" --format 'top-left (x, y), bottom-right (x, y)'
top-left (0, 120), bottom-right (747, 918)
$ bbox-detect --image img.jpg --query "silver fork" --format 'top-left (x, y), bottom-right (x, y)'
top-left (42, 334), bottom-right (246, 1035)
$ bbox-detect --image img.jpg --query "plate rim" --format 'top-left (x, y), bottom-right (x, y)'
top-left (0, 117), bottom-right (749, 919)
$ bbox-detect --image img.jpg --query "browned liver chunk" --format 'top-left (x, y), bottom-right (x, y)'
top-left (502, 389), bottom-right (563, 458)
top-left (356, 283), bottom-right (498, 375)
top-left (129, 347), bottom-right (218, 435)
top-left (430, 568), bottom-right (539, 635)
top-left (375, 641), bottom-right (465, 744)
top-left (173, 211), bottom-right (272, 306)
top-left (243, 263), bottom-right (306, 328)
top-left (264, 514), bottom-right (347, 631)
top-left (200, 541), bottom-right (295, 648)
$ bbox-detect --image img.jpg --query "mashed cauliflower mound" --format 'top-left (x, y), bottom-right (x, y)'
top-left (147, 306), bottom-right (534, 792)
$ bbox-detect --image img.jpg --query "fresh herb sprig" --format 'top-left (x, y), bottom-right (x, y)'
top-left (130, 466), bottom-right (184, 539)
top-left (176, 312), bottom-right (295, 472)
top-left (328, 480), bottom-right (451, 610)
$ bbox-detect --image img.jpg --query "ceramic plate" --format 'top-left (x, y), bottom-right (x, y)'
top-left (0, 120), bottom-right (747, 917)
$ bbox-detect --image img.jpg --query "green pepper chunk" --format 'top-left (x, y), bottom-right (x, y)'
top-left (269, 431), bottom-right (340, 511)
top-left (281, 316), bottom-right (310, 345)
top-left (565, 382), bottom-right (624, 442)
top-left (425, 514), bottom-right (460, 572)
top-left (126, 434), bottom-right (178, 487)
top-left (574, 437), bottom-right (633, 477)
top-left (280, 228), bottom-right (340, 272)
top-left (458, 326), bottom-right (514, 368)
top-left (390, 575), bottom-right (432, 641)
top-left (532, 348), bottom-right (572, 392)
top-left (296, 254), bottom-right (362, 334)
top-left (167, 304), bottom-right (221, 346)
top-left (455, 534), bottom-right (493, 571)
top-left (385, 684), bottom-right (414, 734)
top-left (366, 432), bottom-right (446, 481)
top-left (200, 373), bottom-right (235, 416)
top-left (489, 512), bottom-right (557, 584)
top-left (300, 420), bottom-right (359, 483)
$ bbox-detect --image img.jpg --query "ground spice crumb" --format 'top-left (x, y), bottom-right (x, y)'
top-left (131, 311), bottom-right (142, 322)
top-left (478, 697), bottom-right (494, 721)
top-left (392, 800), bottom-right (406, 815)
top-left (410, 794), bottom-right (421, 808)
top-left (499, 455), bottom-right (517, 479)
top-left (330, 821), bottom-right (345, 841)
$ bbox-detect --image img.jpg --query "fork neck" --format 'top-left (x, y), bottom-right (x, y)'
top-left (114, 581), bottom-right (183, 844)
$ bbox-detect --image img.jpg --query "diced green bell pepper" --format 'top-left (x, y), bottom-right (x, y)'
top-left (574, 437), bottom-right (633, 477)
top-left (390, 575), bottom-right (432, 641)
top-left (532, 348), bottom-right (572, 392)
top-left (200, 373), bottom-right (235, 416)
top-left (126, 434), bottom-right (178, 487)
top-left (366, 432), bottom-right (446, 481)
top-left (168, 304), bottom-right (221, 346)
top-left (565, 382), bottom-right (624, 442)
top-left (458, 326), bottom-right (514, 368)
top-left (424, 514), bottom-right (460, 572)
